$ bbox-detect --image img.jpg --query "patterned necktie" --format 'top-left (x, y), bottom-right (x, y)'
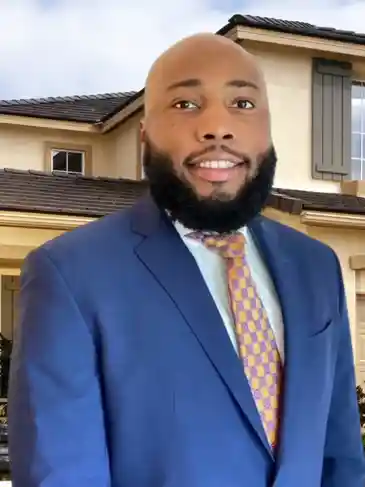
top-left (189, 231), bottom-right (282, 449)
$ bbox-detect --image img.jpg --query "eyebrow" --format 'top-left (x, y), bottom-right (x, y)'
top-left (166, 78), bottom-right (259, 91)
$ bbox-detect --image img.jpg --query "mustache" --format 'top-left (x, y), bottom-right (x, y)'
top-left (183, 145), bottom-right (252, 166)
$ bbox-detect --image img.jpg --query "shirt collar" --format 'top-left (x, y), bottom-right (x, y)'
top-left (172, 218), bottom-right (248, 240)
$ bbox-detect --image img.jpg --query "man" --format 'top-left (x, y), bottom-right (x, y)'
top-left (8, 33), bottom-right (365, 487)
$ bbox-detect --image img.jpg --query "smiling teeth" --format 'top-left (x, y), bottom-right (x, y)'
top-left (198, 160), bottom-right (236, 169)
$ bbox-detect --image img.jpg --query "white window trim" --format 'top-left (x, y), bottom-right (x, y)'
top-left (50, 149), bottom-right (85, 175)
top-left (352, 81), bottom-right (365, 180)
top-left (44, 142), bottom-right (92, 177)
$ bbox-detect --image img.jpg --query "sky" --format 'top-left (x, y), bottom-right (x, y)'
top-left (0, 0), bottom-right (365, 100)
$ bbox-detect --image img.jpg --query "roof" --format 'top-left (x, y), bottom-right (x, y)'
top-left (0, 91), bottom-right (137, 123)
top-left (219, 14), bottom-right (365, 46)
top-left (2, 14), bottom-right (365, 125)
top-left (0, 169), bottom-right (148, 217)
top-left (268, 188), bottom-right (365, 215)
top-left (0, 169), bottom-right (364, 218)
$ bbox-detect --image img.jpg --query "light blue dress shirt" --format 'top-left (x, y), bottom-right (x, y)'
top-left (174, 221), bottom-right (285, 361)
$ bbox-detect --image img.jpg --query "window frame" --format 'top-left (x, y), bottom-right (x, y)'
top-left (137, 118), bottom-right (146, 180)
top-left (44, 142), bottom-right (92, 176)
top-left (352, 81), bottom-right (365, 180)
top-left (51, 149), bottom-right (85, 174)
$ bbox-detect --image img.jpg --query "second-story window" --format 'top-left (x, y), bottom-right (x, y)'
top-left (352, 82), bottom-right (365, 180)
top-left (51, 149), bottom-right (85, 175)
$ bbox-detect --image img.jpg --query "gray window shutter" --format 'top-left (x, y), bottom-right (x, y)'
top-left (312, 58), bottom-right (352, 181)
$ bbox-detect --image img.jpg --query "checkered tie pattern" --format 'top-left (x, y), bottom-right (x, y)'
top-left (189, 231), bottom-right (282, 449)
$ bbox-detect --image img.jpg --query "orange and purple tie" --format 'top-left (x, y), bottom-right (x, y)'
top-left (189, 231), bottom-right (282, 449)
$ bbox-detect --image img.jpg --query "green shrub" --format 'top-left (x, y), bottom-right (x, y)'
top-left (357, 385), bottom-right (365, 429)
top-left (357, 385), bottom-right (365, 452)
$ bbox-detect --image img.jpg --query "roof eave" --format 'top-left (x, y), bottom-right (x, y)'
top-left (230, 23), bottom-right (365, 58)
top-left (100, 92), bottom-right (145, 133)
top-left (0, 209), bottom-right (95, 231)
top-left (100, 89), bottom-right (144, 123)
top-left (0, 113), bottom-right (98, 133)
top-left (301, 209), bottom-right (365, 228)
top-left (2, 203), bottom-right (365, 231)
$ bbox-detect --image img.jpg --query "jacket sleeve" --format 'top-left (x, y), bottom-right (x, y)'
top-left (8, 247), bottom-right (110, 487)
top-left (322, 251), bottom-right (365, 487)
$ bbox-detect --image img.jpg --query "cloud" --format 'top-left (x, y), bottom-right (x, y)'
top-left (0, 0), bottom-right (364, 100)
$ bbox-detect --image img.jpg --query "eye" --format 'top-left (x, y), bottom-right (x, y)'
top-left (233, 99), bottom-right (255, 110)
top-left (173, 100), bottom-right (199, 110)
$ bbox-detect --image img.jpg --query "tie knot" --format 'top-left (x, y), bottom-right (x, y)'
top-left (188, 231), bottom-right (246, 258)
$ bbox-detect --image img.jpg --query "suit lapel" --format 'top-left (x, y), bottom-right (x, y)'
top-left (131, 196), bottom-right (273, 458)
top-left (248, 217), bottom-right (330, 475)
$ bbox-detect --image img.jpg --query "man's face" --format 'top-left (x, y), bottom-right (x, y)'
top-left (142, 36), bottom-right (276, 232)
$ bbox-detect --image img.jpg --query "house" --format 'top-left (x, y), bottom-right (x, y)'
top-left (1, 13), bottom-right (365, 386)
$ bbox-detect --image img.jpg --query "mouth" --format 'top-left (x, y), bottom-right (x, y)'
top-left (186, 158), bottom-right (247, 183)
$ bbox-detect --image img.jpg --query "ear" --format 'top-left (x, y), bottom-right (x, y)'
top-left (139, 119), bottom-right (146, 143)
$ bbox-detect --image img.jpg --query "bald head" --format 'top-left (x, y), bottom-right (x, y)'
top-left (144, 33), bottom-right (267, 113)
top-left (140, 31), bottom-right (274, 217)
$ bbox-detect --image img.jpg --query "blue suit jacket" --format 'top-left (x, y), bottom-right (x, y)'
top-left (8, 196), bottom-right (365, 487)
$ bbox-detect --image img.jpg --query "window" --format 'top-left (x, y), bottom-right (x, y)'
top-left (44, 142), bottom-right (92, 176)
top-left (138, 140), bottom-right (146, 180)
top-left (140, 150), bottom-right (145, 180)
top-left (352, 82), bottom-right (365, 180)
top-left (51, 149), bottom-right (84, 175)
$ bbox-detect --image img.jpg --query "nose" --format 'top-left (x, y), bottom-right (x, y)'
top-left (195, 106), bottom-right (236, 143)
top-left (200, 131), bottom-right (234, 142)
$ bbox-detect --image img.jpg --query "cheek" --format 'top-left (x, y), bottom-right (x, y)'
top-left (147, 117), bottom-right (173, 145)
top-left (238, 122), bottom-right (271, 158)
top-left (255, 117), bottom-right (272, 148)
top-left (145, 120), bottom-right (168, 147)
top-left (149, 125), bottom-right (195, 167)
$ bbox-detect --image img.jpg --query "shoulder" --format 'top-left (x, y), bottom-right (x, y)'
top-left (24, 205), bottom-right (139, 276)
top-left (257, 215), bottom-right (341, 278)
top-left (49, 206), bottom-right (134, 248)
top-left (257, 216), bottom-right (345, 315)
top-left (260, 215), bottom-right (335, 254)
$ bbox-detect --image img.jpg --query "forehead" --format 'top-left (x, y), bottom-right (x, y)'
top-left (151, 42), bottom-right (262, 93)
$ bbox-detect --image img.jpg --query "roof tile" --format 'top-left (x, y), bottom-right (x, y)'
top-left (0, 92), bottom-right (136, 123)
top-left (0, 169), bottom-right (363, 218)
top-left (0, 169), bottom-right (148, 217)
top-left (219, 14), bottom-right (365, 46)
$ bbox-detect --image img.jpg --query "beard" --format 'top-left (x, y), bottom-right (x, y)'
top-left (142, 137), bottom-right (277, 233)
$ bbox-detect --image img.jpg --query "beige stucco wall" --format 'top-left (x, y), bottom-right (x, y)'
top-left (0, 115), bottom-right (142, 180)
top-left (264, 208), bottom-right (365, 383)
top-left (306, 226), bottom-right (358, 338)
top-left (305, 224), bottom-right (365, 386)
top-left (105, 113), bottom-right (142, 180)
top-left (264, 208), bottom-right (358, 347)
top-left (0, 124), bottom-right (104, 175)
top-left (242, 41), bottom-right (365, 194)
